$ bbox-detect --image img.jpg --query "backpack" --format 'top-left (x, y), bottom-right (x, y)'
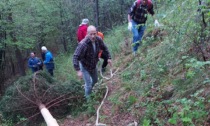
top-left (136, 0), bottom-right (152, 9)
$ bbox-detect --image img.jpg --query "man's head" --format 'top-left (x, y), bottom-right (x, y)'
top-left (30, 52), bottom-right (35, 58)
top-left (142, 0), bottom-right (148, 5)
top-left (41, 46), bottom-right (47, 53)
top-left (87, 25), bottom-right (97, 42)
top-left (81, 18), bottom-right (89, 25)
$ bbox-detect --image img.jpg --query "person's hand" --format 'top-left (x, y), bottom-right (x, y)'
top-left (154, 20), bottom-right (160, 27)
top-left (128, 22), bottom-right (132, 31)
top-left (77, 70), bottom-right (83, 79)
top-left (108, 59), bottom-right (112, 67)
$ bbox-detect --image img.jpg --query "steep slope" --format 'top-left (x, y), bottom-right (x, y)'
top-left (60, 0), bottom-right (210, 125)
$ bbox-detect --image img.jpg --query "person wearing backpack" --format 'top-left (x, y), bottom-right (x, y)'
top-left (28, 52), bottom-right (43, 73)
top-left (73, 25), bottom-right (112, 99)
top-left (128, 0), bottom-right (160, 55)
top-left (97, 31), bottom-right (108, 72)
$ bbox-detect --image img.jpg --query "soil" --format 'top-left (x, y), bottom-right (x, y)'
top-left (60, 48), bottom-right (139, 126)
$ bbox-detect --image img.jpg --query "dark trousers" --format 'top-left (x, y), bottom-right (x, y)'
top-left (100, 52), bottom-right (108, 69)
top-left (47, 69), bottom-right (54, 76)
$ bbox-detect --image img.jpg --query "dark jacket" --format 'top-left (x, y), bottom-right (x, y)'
top-left (129, 0), bottom-right (154, 24)
top-left (28, 57), bottom-right (42, 72)
top-left (73, 36), bottom-right (111, 73)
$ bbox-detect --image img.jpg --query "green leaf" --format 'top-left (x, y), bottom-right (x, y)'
top-left (181, 117), bottom-right (192, 123)
top-left (168, 118), bottom-right (177, 125)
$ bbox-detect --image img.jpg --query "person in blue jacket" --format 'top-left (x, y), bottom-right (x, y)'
top-left (28, 52), bottom-right (43, 73)
top-left (41, 46), bottom-right (55, 76)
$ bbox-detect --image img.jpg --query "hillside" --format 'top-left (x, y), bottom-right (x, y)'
top-left (60, 0), bottom-right (210, 125)
top-left (0, 0), bottom-right (209, 125)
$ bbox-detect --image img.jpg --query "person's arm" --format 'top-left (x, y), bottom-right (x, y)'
top-left (77, 27), bottom-right (83, 42)
top-left (148, 4), bottom-right (160, 27)
top-left (44, 52), bottom-right (52, 64)
top-left (148, 4), bottom-right (156, 20)
top-left (98, 38), bottom-right (111, 60)
top-left (73, 43), bottom-right (86, 71)
top-left (82, 26), bottom-right (87, 40)
top-left (128, 1), bottom-right (137, 31)
top-left (37, 58), bottom-right (42, 65)
top-left (128, 14), bottom-right (132, 23)
top-left (28, 59), bottom-right (33, 68)
top-left (73, 43), bottom-right (86, 79)
top-left (128, 1), bottom-right (137, 22)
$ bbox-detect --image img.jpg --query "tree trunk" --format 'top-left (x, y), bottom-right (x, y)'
top-left (15, 47), bottom-right (26, 75)
top-left (95, 0), bottom-right (99, 28)
top-left (0, 12), bottom-right (6, 94)
top-left (8, 11), bottom-right (26, 76)
top-left (39, 104), bottom-right (59, 126)
top-left (59, 2), bottom-right (68, 52)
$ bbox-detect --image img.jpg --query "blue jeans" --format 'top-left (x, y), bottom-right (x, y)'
top-left (131, 20), bottom-right (146, 52)
top-left (80, 63), bottom-right (98, 99)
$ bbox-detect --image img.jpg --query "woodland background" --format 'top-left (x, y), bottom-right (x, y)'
top-left (0, 0), bottom-right (210, 125)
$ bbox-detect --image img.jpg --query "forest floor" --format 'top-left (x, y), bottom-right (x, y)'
top-left (60, 40), bottom-right (139, 126)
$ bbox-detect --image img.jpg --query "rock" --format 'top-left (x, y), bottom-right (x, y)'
top-left (127, 121), bottom-right (138, 126)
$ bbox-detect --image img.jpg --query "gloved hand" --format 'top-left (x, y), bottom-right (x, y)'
top-left (128, 22), bottom-right (132, 31)
top-left (154, 19), bottom-right (160, 27)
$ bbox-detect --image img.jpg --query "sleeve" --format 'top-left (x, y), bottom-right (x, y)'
top-left (41, 53), bottom-right (45, 61)
top-left (128, 1), bottom-right (137, 16)
top-left (28, 59), bottom-right (33, 68)
top-left (44, 53), bottom-right (52, 64)
top-left (148, 4), bottom-right (155, 16)
top-left (98, 38), bottom-right (111, 59)
top-left (77, 27), bottom-right (83, 42)
top-left (82, 26), bottom-right (87, 41)
top-left (37, 58), bottom-right (43, 64)
top-left (73, 43), bottom-right (86, 71)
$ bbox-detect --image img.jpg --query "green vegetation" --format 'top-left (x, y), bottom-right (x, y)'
top-left (0, 0), bottom-right (210, 125)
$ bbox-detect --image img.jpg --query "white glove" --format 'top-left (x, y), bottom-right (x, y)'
top-left (154, 20), bottom-right (160, 27)
top-left (128, 22), bottom-right (132, 31)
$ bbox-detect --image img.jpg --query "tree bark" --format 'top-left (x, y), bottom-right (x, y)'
top-left (0, 12), bottom-right (6, 94)
top-left (8, 11), bottom-right (26, 76)
top-left (39, 104), bottom-right (59, 126)
top-left (59, 1), bottom-right (68, 52)
top-left (95, 0), bottom-right (99, 28)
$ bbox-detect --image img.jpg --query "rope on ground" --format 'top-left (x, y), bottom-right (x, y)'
top-left (95, 85), bottom-right (108, 126)
top-left (94, 58), bottom-right (137, 125)
top-left (99, 68), bottom-right (119, 80)
top-left (95, 61), bottom-right (119, 126)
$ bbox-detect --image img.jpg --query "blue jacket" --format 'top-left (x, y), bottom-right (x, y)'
top-left (43, 51), bottom-right (54, 70)
top-left (28, 57), bottom-right (42, 72)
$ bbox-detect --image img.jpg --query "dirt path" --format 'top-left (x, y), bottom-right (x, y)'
top-left (60, 52), bottom-right (139, 126)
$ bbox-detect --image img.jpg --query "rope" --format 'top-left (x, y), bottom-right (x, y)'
top-left (95, 60), bottom-right (119, 126)
top-left (94, 59), bottom-right (137, 125)
top-left (95, 85), bottom-right (108, 126)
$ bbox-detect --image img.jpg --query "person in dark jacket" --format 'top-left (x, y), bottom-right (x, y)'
top-left (77, 18), bottom-right (89, 42)
top-left (128, 0), bottom-right (160, 56)
top-left (73, 25), bottom-right (112, 99)
top-left (97, 31), bottom-right (108, 72)
top-left (41, 46), bottom-right (54, 76)
top-left (28, 52), bottom-right (43, 73)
